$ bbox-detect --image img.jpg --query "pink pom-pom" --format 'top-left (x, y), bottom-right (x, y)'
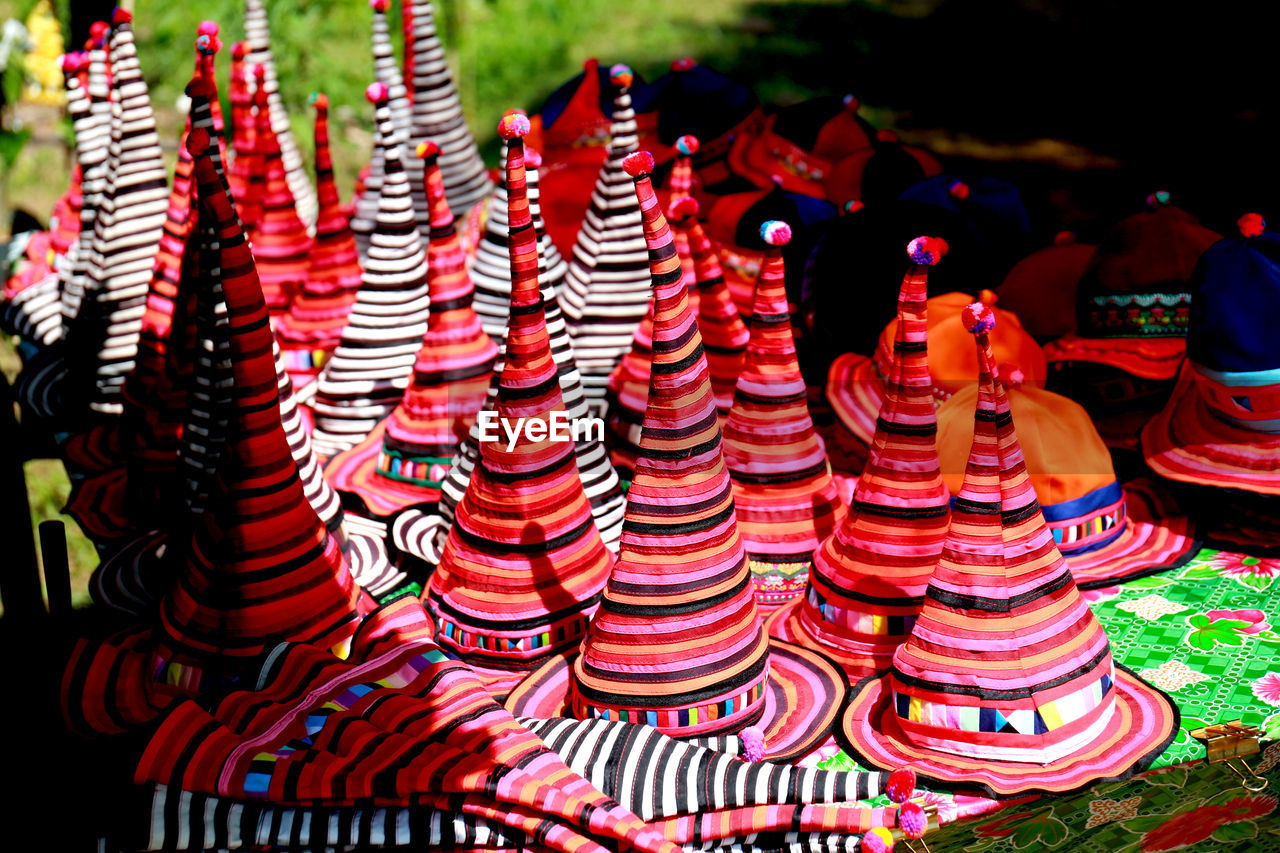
top-left (668, 196), bottom-right (699, 220)
top-left (112, 7), bottom-right (132, 25)
top-left (860, 827), bottom-right (895, 853)
top-left (1053, 230), bottom-right (1076, 246)
top-left (197, 20), bottom-right (219, 36)
top-left (671, 57), bottom-right (697, 72)
top-left (963, 302), bottom-right (996, 335)
top-left (760, 220), bottom-right (792, 247)
top-left (365, 81), bottom-right (389, 103)
top-left (907, 236), bottom-right (948, 266)
top-left (186, 127), bottom-right (211, 157)
top-left (997, 362), bottom-right (1025, 387)
top-left (623, 150), bottom-right (655, 177)
top-left (60, 53), bottom-right (77, 72)
top-left (610, 64), bottom-right (634, 89)
top-left (876, 128), bottom-right (899, 143)
top-left (416, 140), bottom-right (440, 159)
top-left (1146, 190), bottom-right (1171, 208)
top-left (253, 63), bottom-right (266, 81)
top-left (949, 179), bottom-right (971, 201)
top-left (676, 134), bottom-right (700, 156)
top-left (898, 802), bottom-right (927, 840)
top-left (90, 21), bottom-right (110, 39)
top-left (231, 41), bottom-right (249, 60)
top-left (497, 113), bottom-right (531, 140)
top-left (526, 147), bottom-right (543, 168)
top-left (371, 0), bottom-right (390, 9)
top-left (885, 767), bottom-right (917, 803)
top-left (1238, 212), bottom-right (1266, 239)
top-left (740, 726), bottom-right (765, 762)
top-left (310, 92), bottom-right (329, 109)
top-left (845, 199), bottom-right (865, 214)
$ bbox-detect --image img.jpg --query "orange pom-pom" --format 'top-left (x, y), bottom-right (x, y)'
top-left (979, 288), bottom-right (998, 305)
top-left (416, 141), bottom-right (440, 160)
top-left (309, 92), bottom-right (329, 109)
top-left (610, 64), bottom-right (634, 89)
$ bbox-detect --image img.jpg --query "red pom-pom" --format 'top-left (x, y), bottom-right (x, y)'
top-left (963, 302), bottom-right (996, 335)
top-left (949, 179), bottom-right (971, 201)
top-left (186, 127), bottom-right (211, 157)
top-left (198, 20), bottom-right (219, 36)
top-left (60, 53), bottom-right (78, 72)
top-left (907, 236), bottom-right (948, 266)
top-left (610, 64), bottom-right (634, 89)
top-left (526, 147), bottom-right (543, 168)
top-left (112, 7), bottom-right (132, 25)
top-left (885, 768), bottom-right (917, 803)
top-left (668, 196), bottom-right (699, 220)
top-left (90, 21), bottom-right (110, 39)
top-left (671, 57), bottom-right (697, 72)
top-left (1053, 230), bottom-right (1076, 246)
top-left (497, 113), bottom-right (531, 139)
top-left (365, 81), bottom-right (389, 103)
top-left (675, 134), bottom-right (700, 156)
top-left (876, 128), bottom-right (899, 143)
top-left (416, 141), bottom-right (440, 159)
top-left (1238, 212), bottom-right (1266, 239)
top-left (843, 93), bottom-right (860, 111)
top-left (899, 802), bottom-right (928, 840)
top-left (1146, 190), bottom-right (1171, 208)
top-left (998, 362), bottom-right (1025, 387)
top-left (845, 199), bottom-right (865, 214)
top-left (310, 92), bottom-right (329, 109)
top-left (860, 827), bottom-right (895, 853)
top-left (760, 220), bottom-right (792, 247)
top-left (231, 41), bottom-right (249, 60)
top-left (622, 150), bottom-right (655, 177)
top-left (370, 0), bottom-right (390, 11)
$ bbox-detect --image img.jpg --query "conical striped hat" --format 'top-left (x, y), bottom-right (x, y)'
top-left (721, 219), bottom-right (846, 613)
top-left (246, 65), bottom-right (311, 314)
top-left (683, 200), bottom-right (749, 414)
top-left (243, 0), bottom-right (317, 226)
top-left (326, 141), bottom-right (498, 515)
top-left (157, 127), bottom-right (368, 673)
top-left (310, 83), bottom-right (431, 460)
top-left (603, 195), bottom-right (700, 474)
top-left (404, 0), bottom-right (492, 222)
top-left (667, 134), bottom-right (698, 197)
top-left (560, 65), bottom-right (653, 412)
top-left (48, 52), bottom-right (87, 261)
top-left (766, 239), bottom-right (952, 677)
top-left (275, 93), bottom-right (363, 388)
top-left (841, 301), bottom-right (1178, 797)
top-left (227, 42), bottom-right (259, 230)
top-left (507, 152), bottom-right (845, 761)
top-left (425, 115), bottom-right (613, 697)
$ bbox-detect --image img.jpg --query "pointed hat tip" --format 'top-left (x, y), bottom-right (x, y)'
top-left (622, 150), bottom-right (655, 177)
top-left (907, 235), bottom-right (948, 265)
top-left (112, 7), bottom-right (132, 25)
top-left (309, 91), bottom-right (328, 109)
top-left (370, 0), bottom-right (390, 10)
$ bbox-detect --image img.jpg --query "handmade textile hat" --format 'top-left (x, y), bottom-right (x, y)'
top-left (275, 93), bottom-right (363, 388)
top-left (1143, 215), bottom-right (1280, 495)
top-left (243, 0), bottom-right (317, 224)
top-left (897, 174), bottom-right (1032, 281)
top-left (682, 199), bottom-right (749, 414)
top-left (767, 239), bottom-right (950, 676)
top-left (245, 65), bottom-right (311, 314)
top-left (722, 219), bottom-right (846, 611)
top-left (828, 290), bottom-right (1046, 447)
top-left (404, 0), bottom-right (492, 220)
top-left (326, 141), bottom-right (498, 515)
top-left (560, 65), bottom-right (654, 412)
top-left (840, 303), bottom-right (1178, 797)
top-left (647, 58), bottom-right (758, 161)
top-left (309, 83), bottom-right (431, 460)
top-left (822, 128), bottom-right (943, 209)
top-left (995, 232), bottom-right (1096, 342)
top-left (424, 115), bottom-right (614, 697)
top-left (666, 134), bottom-right (698, 197)
top-left (226, 42), bottom-right (259, 229)
top-left (732, 95), bottom-right (876, 199)
top-left (939, 373), bottom-right (1198, 589)
top-left (507, 152), bottom-right (846, 762)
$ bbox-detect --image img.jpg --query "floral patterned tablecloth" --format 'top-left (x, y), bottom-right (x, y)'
top-left (818, 548), bottom-right (1280, 852)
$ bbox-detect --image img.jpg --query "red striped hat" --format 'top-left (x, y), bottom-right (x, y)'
top-left (841, 302), bottom-right (1178, 797)
top-left (424, 115), bottom-right (614, 698)
top-left (309, 83), bottom-right (431, 460)
top-left (506, 152), bottom-right (846, 762)
top-left (326, 141), bottom-right (498, 515)
top-left (766, 239), bottom-right (951, 676)
top-left (722, 219), bottom-right (847, 612)
top-left (682, 198), bottom-right (750, 414)
top-left (246, 64), bottom-right (311, 314)
top-left (667, 134), bottom-right (699, 198)
top-left (560, 65), bottom-right (654, 413)
top-left (226, 42), bottom-right (258, 230)
top-left (275, 93), bottom-right (363, 388)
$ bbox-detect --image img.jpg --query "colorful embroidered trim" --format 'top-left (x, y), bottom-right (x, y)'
top-left (1081, 292), bottom-right (1191, 338)
top-left (893, 670), bottom-right (1114, 735)
top-left (578, 679), bottom-right (767, 729)
top-left (282, 347), bottom-right (331, 371)
top-left (375, 449), bottom-right (452, 489)
top-left (436, 613), bottom-right (589, 654)
top-left (806, 585), bottom-right (918, 637)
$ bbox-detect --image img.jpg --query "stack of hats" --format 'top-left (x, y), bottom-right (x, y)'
top-left (423, 115), bottom-right (614, 698)
top-left (506, 152), bottom-right (846, 763)
top-left (840, 302), bottom-right (1179, 797)
top-left (995, 231), bottom-right (1097, 342)
top-left (897, 173), bottom-right (1033, 283)
top-left (822, 128), bottom-right (942, 209)
top-left (559, 65), bottom-right (654, 413)
top-left (721, 219), bottom-right (846, 611)
top-left (1045, 193), bottom-right (1221, 449)
top-left (766, 238), bottom-right (951, 677)
top-left (325, 141), bottom-right (498, 517)
top-left (275, 93), bottom-right (363, 391)
top-left (309, 83), bottom-right (431, 460)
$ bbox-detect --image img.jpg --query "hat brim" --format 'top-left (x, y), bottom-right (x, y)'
top-left (826, 353), bottom-right (881, 447)
top-left (505, 639), bottom-right (847, 762)
top-left (64, 463), bottom-right (132, 541)
top-left (342, 522), bottom-right (406, 601)
top-left (1044, 334), bottom-right (1186, 381)
top-left (90, 528), bottom-right (170, 616)
top-left (1065, 481), bottom-right (1200, 590)
top-left (325, 422), bottom-right (444, 518)
top-left (763, 599), bottom-right (884, 682)
top-left (837, 665), bottom-right (1179, 799)
top-left (1142, 364), bottom-right (1280, 495)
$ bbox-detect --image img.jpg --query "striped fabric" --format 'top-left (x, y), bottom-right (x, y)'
top-left (560, 67), bottom-right (654, 413)
top-left (686, 206), bottom-right (749, 414)
top-left (425, 121), bottom-right (613, 695)
top-left (404, 0), bottom-right (492, 223)
top-left (773, 246), bottom-right (951, 676)
top-left (227, 42), bottom-right (259, 231)
top-left (309, 86), bottom-right (431, 460)
top-left (242, 0), bottom-right (317, 226)
top-left (245, 68), bottom-right (311, 314)
top-left (273, 337), bottom-right (343, 533)
top-left (325, 143), bottom-right (498, 515)
top-left (721, 222), bottom-right (845, 612)
top-left (571, 155), bottom-right (770, 738)
top-left (69, 11), bottom-right (168, 417)
top-left (275, 94), bottom-right (363, 389)
top-left (668, 135), bottom-right (698, 198)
